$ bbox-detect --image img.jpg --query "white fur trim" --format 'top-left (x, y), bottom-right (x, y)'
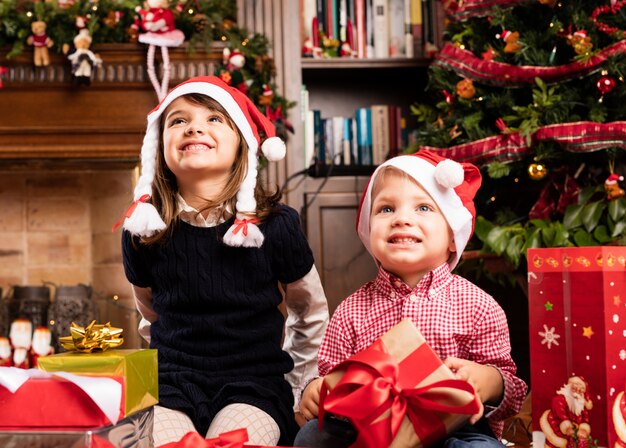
top-left (261, 137), bottom-right (286, 161)
top-left (223, 221), bottom-right (264, 247)
top-left (122, 202), bottom-right (166, 236)
top-left (435, 158), bottom-right (464, 188)
top-left (613, 392), bottom-right (626, 442)
top-left (147, 81), bottom-right (259, 153)
top-left (357, 155), bottom-right (472, 270)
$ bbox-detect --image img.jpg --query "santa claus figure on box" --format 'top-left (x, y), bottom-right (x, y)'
top-left (540, 376), bottom-right (594, 448)
top-left (29, 326), bottom-right (54, 367)
top-left (9, 318), bottom-right (33, 369)
top-left (613, 387), bottom-right (626, 448)
top-left (0, 336), bottom-right (11, 366)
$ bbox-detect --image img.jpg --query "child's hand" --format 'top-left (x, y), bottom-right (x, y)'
top-left (299, 378), bottom-right (323, 422)
top-left (444, 357), bottom-right (504, 424)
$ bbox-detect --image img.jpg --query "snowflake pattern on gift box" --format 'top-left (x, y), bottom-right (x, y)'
top-left (620, 349), bottom-right (626, 361)
top-left (539, 324), bottom-right (560, 349)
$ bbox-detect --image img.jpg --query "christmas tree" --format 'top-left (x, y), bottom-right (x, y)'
top-left (411, 0), bottom-right (626, 271)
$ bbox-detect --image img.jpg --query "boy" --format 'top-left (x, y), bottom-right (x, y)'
top-left (296, 150), bottom-right (527, 447)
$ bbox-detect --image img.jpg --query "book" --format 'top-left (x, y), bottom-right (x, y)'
top-left (411, 0), bottom-right (423, 58)
top-left (313, 110), bottom-right (325, 164)
top-left (355, 107), bottom-right (373, 165)
top-left (404, 0), bottom-right (414, 58)
top-left (332, 116), bottom-right (346, 165)
top-left (355, 0), bottom-right (366, 58)
top-left (373, 0), bottom-right (390, 58)
top-left (365, 0), bottom-right (375, 58)
top-left (343, 117), bottom-right (354, 165)
top-left (389, 0), bottom-right (405, 57)
top-left (371, 104), bottom-right (390, 164)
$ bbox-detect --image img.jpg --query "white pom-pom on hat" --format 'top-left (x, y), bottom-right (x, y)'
top-left (435, 158), bottom-right (465, 188)
top-left (261, 137), bottom-right (286, 161)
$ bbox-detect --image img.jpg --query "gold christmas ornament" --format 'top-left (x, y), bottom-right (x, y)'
top-left (456, 78), bottom-right (475, 99)
top-left (528, 163), bottom-right (548, 180)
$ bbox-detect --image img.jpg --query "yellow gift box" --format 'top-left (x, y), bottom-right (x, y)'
top-left (37, 349), bottom-right (158, 417)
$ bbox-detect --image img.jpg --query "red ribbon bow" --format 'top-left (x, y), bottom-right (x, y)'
top-left (111, 194), bottom-right (150, 232)
top-left (232, 217), bottom-right (260, 236)
top-left (159, 428), bottom-right (249, 448)
top-left (319, 339), bottom-right (480, 448)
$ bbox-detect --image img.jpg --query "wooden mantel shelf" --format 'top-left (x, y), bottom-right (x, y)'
top-left (0, 43), bottom-right (222, 166)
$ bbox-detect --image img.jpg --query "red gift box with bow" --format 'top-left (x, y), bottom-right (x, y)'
top-left (528, 247), bottom-right (626, 448)
top-left (319, 319), bottom-right (481, 448)
top-left (159, 428), bottom-right (290, 448)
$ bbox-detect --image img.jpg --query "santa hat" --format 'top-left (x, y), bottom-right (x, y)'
top-left (121, 75), bottom-right (286, 247)
top-left (356, 150), bottom-right (481, 270)
top-left (606, 173), bottom-right (624, 185)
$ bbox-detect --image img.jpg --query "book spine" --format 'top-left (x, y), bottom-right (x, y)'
top-left (356, 108), bottom-right (373, 165)
top-left (355, 0), bottom-right (366, 58)
top-left (372, 0), bottom-right (390, 58)
top-left (388, 0), bottom-right (405, 57)
top-left (403, 0), bottom-right (413, 58)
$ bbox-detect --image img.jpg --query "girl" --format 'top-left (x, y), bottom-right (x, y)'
top-left (117, 76), bottom-right (329, 446)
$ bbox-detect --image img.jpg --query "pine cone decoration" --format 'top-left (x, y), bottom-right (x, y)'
top-left (192, 14), bottom-right (209, 33)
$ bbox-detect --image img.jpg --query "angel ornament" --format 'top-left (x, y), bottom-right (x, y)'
top-left (133, 0), bottom-right (185, 100)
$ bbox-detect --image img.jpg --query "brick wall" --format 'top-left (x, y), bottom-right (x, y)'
top-left (0, 169), bottom-right (144, 348)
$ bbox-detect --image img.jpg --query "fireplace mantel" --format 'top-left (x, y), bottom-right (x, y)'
top-left (0, 44), bottom-right (222, 168)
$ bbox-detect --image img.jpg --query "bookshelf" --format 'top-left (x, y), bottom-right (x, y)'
top-left (237, 0), bottom-right (441, 313)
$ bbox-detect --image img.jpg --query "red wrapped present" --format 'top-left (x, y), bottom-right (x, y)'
top-left (0, 367), bottom-right (125, 429)
top-left (319, 319), bottom-right (481, 448)
top-left (528, 247), bottom-right (626, 448)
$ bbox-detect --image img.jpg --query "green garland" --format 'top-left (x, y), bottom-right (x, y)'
top-left (0, 0), bottom-right (294, 139)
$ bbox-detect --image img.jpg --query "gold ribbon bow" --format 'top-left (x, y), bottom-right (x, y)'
top-left (59, 320), bottom-right (124, 352)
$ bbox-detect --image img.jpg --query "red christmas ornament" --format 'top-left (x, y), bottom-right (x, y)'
top-left (597, 75), bottom-right (616, 95)
top-left (443, 89), bottom-right (454, 104)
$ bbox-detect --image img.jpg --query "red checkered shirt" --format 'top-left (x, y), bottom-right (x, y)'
top-left (318, 263), bottom-right (527, 438)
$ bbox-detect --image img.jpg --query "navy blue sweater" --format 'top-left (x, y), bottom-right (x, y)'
top-left (122, 204), bottom-right (314, 442)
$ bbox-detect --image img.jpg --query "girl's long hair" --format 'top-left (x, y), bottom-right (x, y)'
top-left (141, 93), bottom-right (281, 245)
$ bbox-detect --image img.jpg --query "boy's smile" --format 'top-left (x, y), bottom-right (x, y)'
top-left (369, 172), bottom-right (456, 288)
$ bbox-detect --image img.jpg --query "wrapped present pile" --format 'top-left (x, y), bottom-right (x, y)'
top-left (0, 321), bottom-right (157, 432)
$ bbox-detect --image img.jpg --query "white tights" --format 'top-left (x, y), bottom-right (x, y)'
top-left (152, 403), bottom-right (280, 447)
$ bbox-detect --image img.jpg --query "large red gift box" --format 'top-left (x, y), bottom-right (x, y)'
top-left (0, 368), bottom-right (125, 429)
top-left (319, 319), bottom-right (480, 448)
top-left (528, 247), bottom-right (626, 448)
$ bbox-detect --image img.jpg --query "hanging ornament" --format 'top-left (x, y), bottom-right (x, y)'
top-left (499, 30), bottom-right (522, 54)
top-left (528, 163), bottom-right (548, 180)
top-left (258, 84), bottom-right (274, 107)
top-left (455, 78), bottom-right (475, 99)
top-left (597, 75), bottom-right (616, 95)
top-left (481, 46), bottom-right (497, 61)
top-left (132, 0), bottom-right (186, 101)
top-left (103, 10), bottom-right (122, 28)
top-left (442, 89), bottom-right (454, 104)
top-left (605, 173), bottom-right (625, 200)
top-left (567, 30), bottom-right (593, 56)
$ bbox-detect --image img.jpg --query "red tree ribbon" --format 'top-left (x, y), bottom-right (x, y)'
top-left (111, 194), bottom-right (150, 232)
top-left (232, 217), bottom-right (260, 236)
top-left (319, 339), bottom-right (480, 448)
top-left (159, 428), bottom-right (248, 448)
top-left (434, 41), bottom-right (626, 87)
top-left (424, 121), bottom-right (626, 165)
top-left (444, 0), bottom-right (525, 20)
